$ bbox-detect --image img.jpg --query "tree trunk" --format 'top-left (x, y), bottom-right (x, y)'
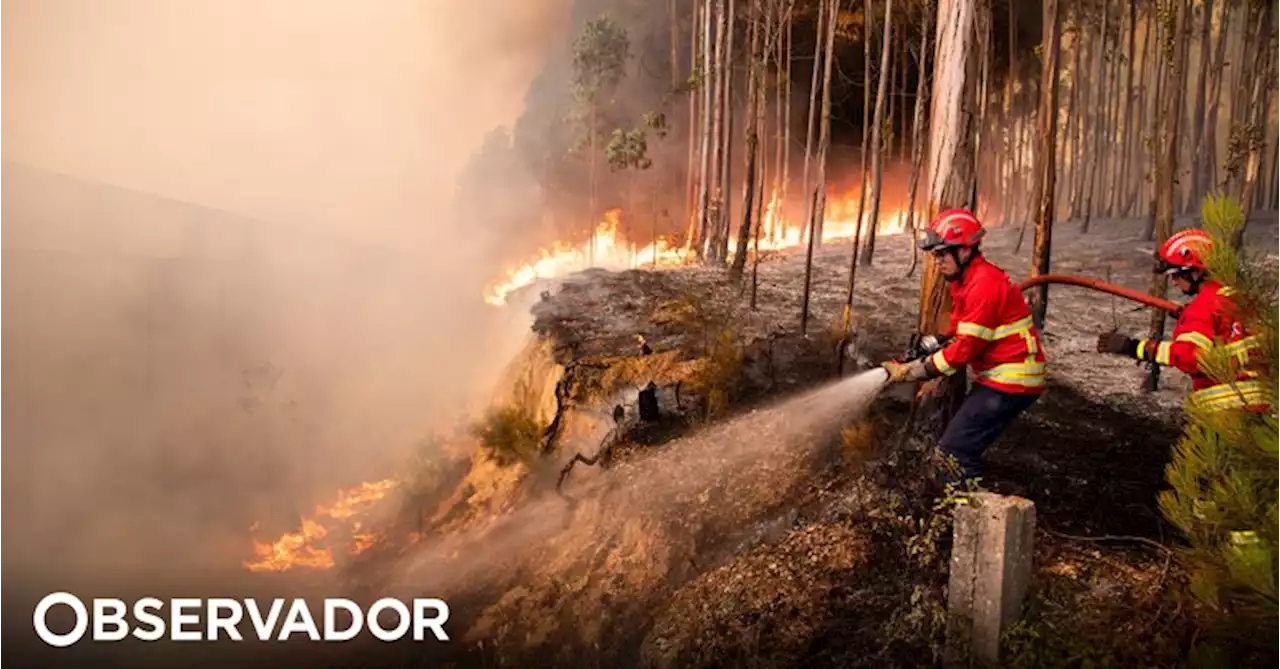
top-left (1146, 0), bottom-right (1190, 392)
top-left (856, 0), bottom-right (894, 267)
top-left (1061, 15), bottom-right (1082, 220)
top-left (1004, 0), bottom-right (1016, 224)
top-left (1266, 125), bottom-right (1279, 210)
top-left (704, 0), bottom-right (727, 262)
top-left (799, 0), bottom-right (825, 248)
top-left (799, 0), bottom-right (829, 335)
top-left (589, 108), bottom-right (598, 266)
top-left (731, 0), bottom-right (763, 280)
top-left (1126, 15), bottom-right (1155, 217)
top-left (1114, 0), bottom-right (1137, 217)
top-left (1233, 3), bottom-right (1276, 248)
top-left (697, 0), bottom-right (716, 258)
top-left (1101, 0), bottom-right (1124, 216)
top-left (886, 31), bottom-right (896, 162)
top-left (1141, 14), bottom-right (1166, 241)
top-left (851, 0), bottom-right (875, 269)
top-left (899, 26), bottom-right (909, 163)
top-left (905, 1), bottom-right (932, 277)
top-left (813, 0), bottom-right (838, 362)
top-left (1203, 0), bottom-right (1230, 194)
top-left (781, 5), bottom-right (793, 236)
top-left (772, 0), bottom-right (785, 241)
top-left (1029, 0), bottom-right (1062, 329)
top-left (918, 0), bottom-right (986, 432)
top-left (715, 0), bottom-right (737, 264)
top-left (1081, 0), bottom-right (1109, 234)
top-left (1185, 0), bottom-right (1213, 213)
top-left (973, 2), bottom-right (991, 212)
top-left (1068, 22), bottom-right (1092, 222)
top-left (752, 4), bottom-right (772, 306)
top-left (686, 0), bottom-right (701, 239)
top-left (670, 0), bottom-right (681, 87)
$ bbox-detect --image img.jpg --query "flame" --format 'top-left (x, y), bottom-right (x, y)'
top-left (243, 478), bottom-right (400, 573)
top-left (484, 191), bottom-right (910, 306)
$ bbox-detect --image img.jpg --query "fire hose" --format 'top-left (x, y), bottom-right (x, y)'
top-left (886, 274), bottom-right (1180, 367)
top-left (1017, 273), bottom-right (1182, 316)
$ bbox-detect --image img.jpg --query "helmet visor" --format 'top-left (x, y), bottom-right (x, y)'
top-left (918, 230), bottom-right (948, 251)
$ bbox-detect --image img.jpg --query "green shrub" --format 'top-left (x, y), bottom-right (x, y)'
top-left (472, 404), bottom-right (545, 464)
top-left (1156, 195), bottom-right (1277, 663)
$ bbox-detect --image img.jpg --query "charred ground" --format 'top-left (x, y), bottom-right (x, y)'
top-left (287, 214), bottom-right (1276, 669)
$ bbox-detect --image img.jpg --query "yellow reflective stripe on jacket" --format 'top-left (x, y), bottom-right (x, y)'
top-left (1136, 339), bottom-right (1147, 359)
top-left (1153, 341), bottom-right (1172, 365)
top-left (955, 315), bottom-right (1035, 342)
top-left (930, 350), bottom-right (956, 376)
top-left (1175, 331), bottom-right (1214, 350)
top-left (1187, 380), bottom-right (1269, 411)
top-left (1225, 335), bottom-right (1260, 365)
top-left (978, 361), bottom-right (1047, 388)
top-left (956, 322), bottom-right (996, 339)
top-left (993, 316), bottom-right (1035, 339)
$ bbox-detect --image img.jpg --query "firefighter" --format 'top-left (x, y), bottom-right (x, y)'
top-left (881, 208), bottom-right (1048, 483)
top-left (1095, 228), bottom-right (1266, 412)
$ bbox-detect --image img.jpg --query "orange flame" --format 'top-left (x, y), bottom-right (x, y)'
top-left (484, 191), bottom-right (910, 305)
top-left (243, 478), bottom-right (400, 573)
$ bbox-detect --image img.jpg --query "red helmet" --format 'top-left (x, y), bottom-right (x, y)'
top-left (1156, 228), bottom-right (1213, 274)
top-left (919, 208), bottom-right (985, 251)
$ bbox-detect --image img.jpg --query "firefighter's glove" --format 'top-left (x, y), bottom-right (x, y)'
top-left (882, 359), bottom-right (928, 384)
top-left (1095, 332), bottom-right (1139, 357)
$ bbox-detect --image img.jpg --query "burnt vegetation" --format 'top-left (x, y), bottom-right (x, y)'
top-left (342, 0), bottom-right (1280, 663)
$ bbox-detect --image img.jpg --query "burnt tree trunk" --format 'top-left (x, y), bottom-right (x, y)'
top-left (1233, 3), bottom-right (1276, 247)
top-left (1126, 14), bottom-right (1155, 217)
top-left (1113, 0), bottom-right (1138, 216)
top-left (851, 0), bottom-right (875, 269)
top-left (799, 0), bottom-right (825, 248)
top-left (1061, 11), bottom-right (1082, 220)
top-left (855, 1), bottom-right (896, 271)
top-left (1029, 0), bottom-right (1062, 329)
top-left (1202, 0), bottom-right (1230, 194)
top-left (918, 0), bottom-right (986, 433)
top-left (857, 0), bottom-right (894, 267)
top-left (1068, 20), bottom-right (1092, 222)
top-left (715, 0), bottom-right (738, 264)
top-left (1081, 0), bottom-right (1110, 234)
top-left (1185, 0), bottom-right (1213, 213)
top-left (696, 0), bottom-right (716, 259)
top-left (705, 0), bottom-right (728, 262)
top-left (780, 4), bottom-right (793, 236)
top-left (1141, 14), bottom-right (1166, 241)
top-left (799, 0), bottom-right (834, 335)
top-left (731, 0), bottom-right (762, 281)
top-left (905, 1), bottom-right (932, 277)
top-left (686, 0), bottom-right (702, 245)
top-left (1146, 0), bottom-right (1190, 392)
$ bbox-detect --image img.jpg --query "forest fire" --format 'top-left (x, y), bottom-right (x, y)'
top-left (244, 479), bottom-right (400, 573)
top-left (484, 191), bottom-right (910, 306)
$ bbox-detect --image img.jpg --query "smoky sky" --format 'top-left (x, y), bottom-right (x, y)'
top-left (2, 0), bottom-right (574, 586)
top-left (2, 0), bottom-right (570, 249)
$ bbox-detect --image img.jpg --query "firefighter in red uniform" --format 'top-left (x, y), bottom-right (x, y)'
top-left (881, 208), bottom-right (1048, 483)
top-left (1095, 228), bottom-right (1266, 412)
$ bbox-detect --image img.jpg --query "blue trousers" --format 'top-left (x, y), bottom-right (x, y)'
top-left (939, 384), bottom-right (1040, 483)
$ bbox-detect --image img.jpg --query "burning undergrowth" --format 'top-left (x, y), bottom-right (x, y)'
top-left (242, 216), bottom-right (1275, 667)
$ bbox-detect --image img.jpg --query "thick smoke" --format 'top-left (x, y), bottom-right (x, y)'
top-left (1, 0), bottom-right (572, 590)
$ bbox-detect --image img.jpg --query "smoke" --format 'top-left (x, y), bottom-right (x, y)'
top-left (1, 0), bottom-right (573, 592)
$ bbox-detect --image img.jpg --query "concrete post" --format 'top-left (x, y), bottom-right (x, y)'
top-left (945, 492), bottom-right (1036, 667)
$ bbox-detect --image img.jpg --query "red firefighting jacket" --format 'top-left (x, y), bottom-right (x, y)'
top-left (1136, 280), bottom-right (1266, 411)
top-left (927, 255), bottom-right (1047, 395)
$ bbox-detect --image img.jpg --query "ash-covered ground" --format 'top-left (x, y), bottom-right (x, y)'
top-left (328, 215), bottom-right (1277, 669)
